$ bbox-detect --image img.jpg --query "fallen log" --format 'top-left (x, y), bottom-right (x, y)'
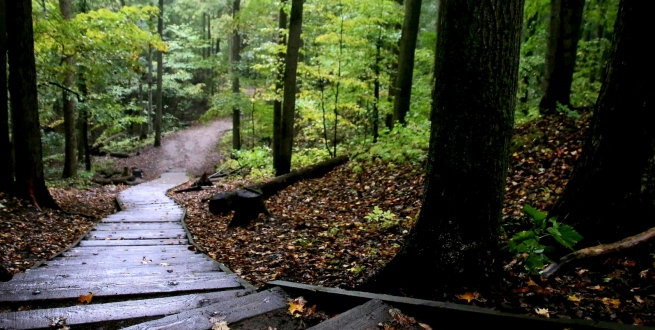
top-left (92, 175), bottom-right (133, 185)
top-left (541, 226), bottom-right (655, 277)
top-left (209, 155), bottom-right (349, 226)
top-left (109, 152), bottom-right (130, 158)
top-left (175, 173), bottom-right (213, 193)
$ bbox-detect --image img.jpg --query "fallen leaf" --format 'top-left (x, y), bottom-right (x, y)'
top-left (78, 292), bottom-right (94, 304)
top-left (209, 316), bottom-right (229, 330)
top-left (601, 297), bottom-right (620, 308)
top-left (567, 295), bottom-right (582, 302)
top-left (388, 308), bottom-right (416, 326)
top-left (457, 292), bottom-right (479, 303)
top-left (141, 257), bottom-right (152, 264)
top-left (534, 308), bottom-right (550, 318)
top-left (526, 279), bottom-right (538, 286)
top-left (288, 297), bottom-right (307, 315)
top-left (158, 262), bottom-right (170, 266)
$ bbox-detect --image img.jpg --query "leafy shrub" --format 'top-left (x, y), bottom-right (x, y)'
top-left (354, 120), bottom-right (430, 165)
top-left (508, 205), bottom-right (583, 274)
top-left (555, 102), bottom-right (581, 119)
top-left (364, 206), bottom-right (398, 230)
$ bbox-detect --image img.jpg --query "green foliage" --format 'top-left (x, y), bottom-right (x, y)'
top-left (555, 103), bottom-right (581, 119)
top-left (508, 204), bottom-right (583, 274)
top-left (354, 120), bottom-right (430, 165)
top-left (364, 206), bottom-right (398, 230)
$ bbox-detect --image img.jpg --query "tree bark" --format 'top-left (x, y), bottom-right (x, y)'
top-left (0, 0), bottom-right (14, 191)
top-left (539, 0), bottom-right (585, 114)
top-left (147, 44), bottom-right (153, 134)
top-left (7, 0), bottom-right (58, 209)
top-left (77, 73), bottom-right (90, 171)
top-left (154, 0), bottom-right (163, 148)
top-left (367, 0), bottom-right (523, 296)
top-left (391, 0), bottom-right (422, 127)
top-left (549, 0), bottom-right (655, 246)
top-left (272, 0), bottom-right (287, 174)
top-left (276, 0), bottom-right (303, 176)
top-left (59, 0), bottom-right (77, 178)
top-left (231, 0), bottom-right (241, 151)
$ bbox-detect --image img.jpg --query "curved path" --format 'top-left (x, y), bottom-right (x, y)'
top-left (0, 172), bottom-right (286, 329)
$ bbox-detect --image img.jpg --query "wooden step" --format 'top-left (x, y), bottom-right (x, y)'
top-left (308, 300), bottom-right (391, 330)
top-left (78, 239), bottom-right (189, 247)
top-left (93, 223), bottom-right (185, 231)
top-left (0, 273), bottom-right (241, 302)
top-left (123, 288), bottom-right (288, 330)
top-left (0, 290), bottom-right (249, 330)
top-left (85, 229), bottom-right (187, 240)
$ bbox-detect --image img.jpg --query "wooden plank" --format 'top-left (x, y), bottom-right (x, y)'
top-left (37, 259), bottom-right (217, 271)
top-left (0, 273), bottom-right (242, 302)
top-left (59, 249), bottom-right (199, 259)
top-left (78, 239), bottom-right (189, 247)
top-left (93, 223), bottom-right (184, 231)
top-left (308, 300), bottom-right (391, 330)
top-left (0, 290), bottom-right (249, 330)
top-left (46, 254), bottom-right (210, 266)
top-left (269, 281), bottom-right (647, 330)
top-left (15, 262), bottom-right (221, 281)
top-left (101, 217), bottom-right (183, 223)
top-left (67, 245), bottom-right (191, 254)
top-left (123, 288), bottom-right (288, 330)
top-left (86, 229), bottom-right (187, 240)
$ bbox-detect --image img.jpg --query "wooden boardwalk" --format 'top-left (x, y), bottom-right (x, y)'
top-left (0, 172), bottom-right (287, 329)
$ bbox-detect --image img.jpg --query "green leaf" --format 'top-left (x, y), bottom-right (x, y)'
top-left (525, 254), bottom-right (548, 273)
top-left (547, 221), bottom-right (583, 250)
top-left (523, 205), bottom-right (548, 228)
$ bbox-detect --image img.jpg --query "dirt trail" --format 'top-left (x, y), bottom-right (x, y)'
top-left (113, 119), bottom-right (231, 180)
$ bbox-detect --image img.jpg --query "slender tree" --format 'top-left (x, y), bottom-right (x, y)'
top-left (549, 0), bottom-right (655, 245)
top-left (6, 0), bottom-right (58, 208)
top-left (147, 44), bottom-right (153, 134)
top-left (276, 0), bottom-right (304, 176)
top-left (391, 0), bottom-right (422, 127)
top-left (0, 0), bottom-right (13, 191)
top-left (539, 0), bottom-right (585, 113)
top-left (367, 0), bottom-right (523, 296)
top-left (59, 0), bottom-right (78, 178)
top-left (154, 0), bottom-right (163, 147)
top-left (272, 0), bottom-right (287, 172)
top-left (231, 0), bottom-right (242, 151)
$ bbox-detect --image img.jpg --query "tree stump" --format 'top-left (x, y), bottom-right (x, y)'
top-left (228, 188), bottom-right (268, 227)
top-left (0, 265), bottom-right (12, 282)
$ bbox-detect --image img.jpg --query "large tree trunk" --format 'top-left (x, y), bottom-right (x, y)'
top-left (539, 0), bottom-right (585, 114)
top-left (272, 0), bottom-right (287, 173)
top-left (154, 0), bottom-right (163, 148)
top-left (0, 0), bottom-right (14, 191)
top-left (367, 0), bottom-right (523, 297)
top-left (7, 0), bottom-right (58, 209)
top-left (231, 0), bottom-right (241, 151)
top-left (391, 0), bottom-right (422, 127)
top-left (59, 0), bottom-right (77, 179)
top-left (549, 0), bottom-right (655, 246)
top-left (276, 0), bottom-right (303, 176)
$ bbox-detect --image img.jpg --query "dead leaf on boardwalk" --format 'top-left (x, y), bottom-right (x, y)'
top-left (601, 297), bottom-right (620, 308)
top-left (457, 292), bottom-right (479, 303)
top-left (534, 308), bottom-right (550, 318)
top-left (158, 262), bottom-right (170, 266)
top-left (141, 257), bottom-right (152, 264)
top-left (209, 316), bottom-right (229, 330)
top-left (78, 292), bottom-right (94, 304)
top-left (288, 297), bottom-right (307, 316)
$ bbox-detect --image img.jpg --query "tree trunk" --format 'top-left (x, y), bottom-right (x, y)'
top-left (154, 0), bottom-right (163, 148)
top-left (549, 0), bottom-right (655, 246)
top-left (272, 0), bottom-right (287, 174)
top-left (539, 0), bottom-right (585, 114)
top-left (138, 79), bottom-right (147, 140)
top-left (367, 0), bottom-right (523, 297)
top-left (391, 0), bottom-right (422, 127)
top-left (78, 73), bottom-right (90, 171)
top-left (387, 0), bottom-right (403, 105)
top-left (231, 0), bottom-right (241, 151)
top-left (7, 0), bottom-right (58, 209)
top-left (372, 36), bottom-right (382, 143)
top-left (276, 0), bottom-right (303, 176)
top-left (147, 44), bottom-right (153, 134)
top-left (59, 0), bottom-right (77, 178)
top-left (0, 0), bottom-right (14, 191)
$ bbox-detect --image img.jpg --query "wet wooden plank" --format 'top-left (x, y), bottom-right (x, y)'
top-left (93, 223), bottom-right (185, 231)
top-left (59, 249), bottom-right (198, 259)
top-left (79, 239), bottom-right (189, 247)
top-left (86, 230), bottom-right (187, 240)
top-left (17, 262), bottom-right (221, 281)
top-left (102, 217), bottom-right (183, 223)
top-left (308, 300), bottom-right (391, 330)
top-left (123, 288), bottom-right (288, 330)
top-left (0, 273), bottom-right (242, 302)
top-left (67, 245), bottom-right (192, 254)
top-left (47, 254), bottom-right (210, 266)
top-left (38, 258), bottom-right (216, 270)
top-left (0, 290), bottom-right (249, 330)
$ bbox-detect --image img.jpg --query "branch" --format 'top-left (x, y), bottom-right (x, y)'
top-left (43, 81), bottom-right (85, 102)
top-left (542, 226), bottom-right (655, 277)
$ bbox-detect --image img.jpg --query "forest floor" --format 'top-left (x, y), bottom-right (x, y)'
top-left (170, 111), bottom-right (655, 327)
